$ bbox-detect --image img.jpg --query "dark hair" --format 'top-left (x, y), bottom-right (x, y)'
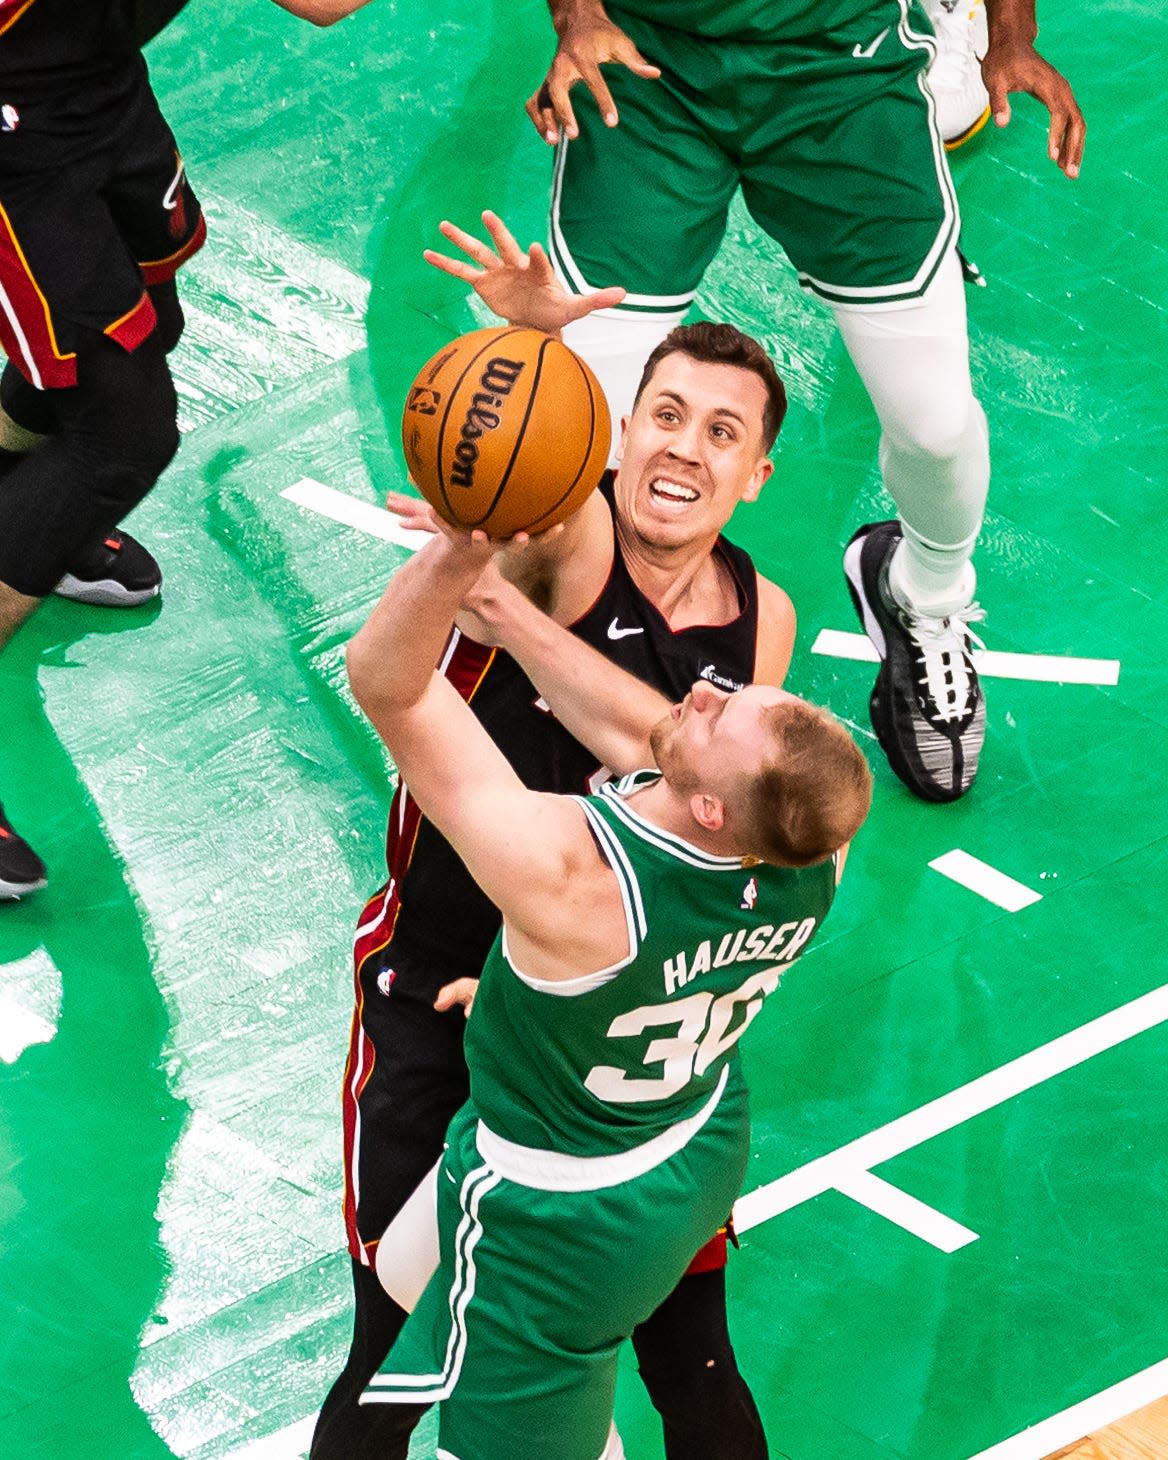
top-left (746, 701), bottom-right (872, 867)
top-left (632, 322), bottom-right (788, 451)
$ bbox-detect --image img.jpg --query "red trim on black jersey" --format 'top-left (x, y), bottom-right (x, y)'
top-left (0, 0), bottom-right (38, 39)
top-left (139, 207), bottom-right (206, 284)
top-left (685, 1226), bottom-right (729, 1276)
top-left (341, 629), bottom-right (497, 1265)
top-left (0, 200), bottom-right (77, 388)
top-left (104, 290), bottom-right (157, 352)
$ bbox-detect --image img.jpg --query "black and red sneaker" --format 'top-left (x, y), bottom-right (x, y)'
top-left (54, 529), bottom-right (162, 607)
top-left (0, 802), bottom-right (46, 898)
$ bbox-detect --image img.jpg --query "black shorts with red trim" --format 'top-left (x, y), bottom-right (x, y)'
top-left (0, 52), bottom-right (204, 389)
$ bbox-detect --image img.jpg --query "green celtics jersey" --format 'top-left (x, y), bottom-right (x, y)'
top-left (464, 772), bottom-right (837, 1157)
top-left (610, 0), bottom-right (884, 42)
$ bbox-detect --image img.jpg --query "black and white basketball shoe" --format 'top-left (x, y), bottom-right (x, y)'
top-left (844, 520), bottom-right (985, 803)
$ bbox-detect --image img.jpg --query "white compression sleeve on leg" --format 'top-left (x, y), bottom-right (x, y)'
top-left (832, 249), bottom-right (989, 615)
top-left (561, 308), bottom-right (687, 464)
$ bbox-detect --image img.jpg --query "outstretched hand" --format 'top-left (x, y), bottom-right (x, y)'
top-left (425, 210), bottom-right (625, 334)
top-left (525, 8), bottom-right (661, 144)
top-left (982, 41), bottom-right (1085, 178)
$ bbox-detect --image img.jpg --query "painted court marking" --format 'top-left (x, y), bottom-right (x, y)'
top-left (812, 627), bottom-right (1121, 685)
top-left (734, 981), bottom-right (1168, 1251)
top-left (966, 1353), bottom-right (1168, 1459)
top-left (928, 849), bottom-right (1042, 912)
top-left (281, 478), bottom-right (431, 551)
top-left (229, 1415), bottom-right (313, 1458)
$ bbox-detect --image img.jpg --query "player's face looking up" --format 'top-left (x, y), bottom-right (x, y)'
top-left (613, 353), bottom-right (774, 552)
top-left (651, 679), bottom-right (789, 794)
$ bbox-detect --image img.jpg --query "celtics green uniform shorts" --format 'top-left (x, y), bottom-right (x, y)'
top-left (550, 0), bottom-right (959, 310)
top-left (363, 1077), bottom-right (750, 1460)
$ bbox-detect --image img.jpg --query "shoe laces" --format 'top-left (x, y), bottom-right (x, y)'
top-left (902, 602), bottom-right (985, 722)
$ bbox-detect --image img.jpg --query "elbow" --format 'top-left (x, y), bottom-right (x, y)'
top-left (345, 637), bottom-right (375, 713)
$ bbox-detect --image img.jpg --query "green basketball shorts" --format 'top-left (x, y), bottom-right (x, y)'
top-left (550, 0), bottom-right (958, 311)
top-left (363, 1086), bottom-right (750, 1460)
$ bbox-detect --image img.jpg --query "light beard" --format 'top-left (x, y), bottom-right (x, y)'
top-left (649, 711), bottom-right (700, 795)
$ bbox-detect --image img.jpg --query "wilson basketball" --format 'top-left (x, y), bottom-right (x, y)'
top-left (401, 326), bottom-right (610, 537)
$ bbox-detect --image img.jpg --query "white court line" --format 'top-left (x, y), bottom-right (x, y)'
top-left (811, 628), bottom-right (1121, 686)
top-left (281, 478), bottom-right (431, 551)
top-left (832, 1169), bottom-right (978, 1252)
top-left (734, 982), bottom-right (1168, 1242)
top-left (228, 1414), bottom-right (314, 1459)
top-left (929, 849), bottom-right (1042, 913)
top-left (966, 1354), bottom-right (1168, 1459)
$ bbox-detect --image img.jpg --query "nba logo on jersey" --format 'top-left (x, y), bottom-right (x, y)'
top-left (1, 105), bottom-right (19, 133)
top-left (740, 876), bottom-right (758, 911)
top-left (377, 967), bottom-right (396, 996)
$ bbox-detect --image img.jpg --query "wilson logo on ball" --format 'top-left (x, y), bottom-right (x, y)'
top-left (402, 325), bottom-right (611, 537)
top-left (449, 356), bottom-right (526, 490)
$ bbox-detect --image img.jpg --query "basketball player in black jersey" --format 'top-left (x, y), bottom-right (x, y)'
top-left (0, 0), bottom-right (369, 893)
top-left (311, 215), bottom-right (794, 1460)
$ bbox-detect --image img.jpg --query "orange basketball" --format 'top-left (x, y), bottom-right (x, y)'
top-left (401, 326), bottom-right (611, 537)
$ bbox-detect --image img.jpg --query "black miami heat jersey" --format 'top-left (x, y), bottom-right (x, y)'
top-left (379, 473), bottom-right (760, 987)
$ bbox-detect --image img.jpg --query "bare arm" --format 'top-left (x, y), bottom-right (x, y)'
top-left (347, 534), bottom-right (626, 979)
top-left (751, 574), bottom-right (796, 690)
top-left (270, 0), bottom-right (371, 24)
top-left (464, 568), bottom-right (670, 775)
top-left (982, 0), bottom-right (1085, 177)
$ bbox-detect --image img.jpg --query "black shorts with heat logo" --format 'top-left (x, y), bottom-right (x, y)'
top-left (0, 52), bottom-right (205, 389)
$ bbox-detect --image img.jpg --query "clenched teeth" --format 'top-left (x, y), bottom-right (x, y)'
top-left (650, 477), bottom-right (699, 503)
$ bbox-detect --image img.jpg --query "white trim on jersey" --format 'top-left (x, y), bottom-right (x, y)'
top-left (550, 141), bottom-right (696, 311)
top-left (0, 278), bottom-right (43, 389)
top-left (499, 796), bottom-right (646, 994)
top-left (354, 880), bottom-right (395, 941)
top-left (797, 0), bottom-right (959, 307)
top-left (577, 796), bottom-right (648, 938)
top-left (474, 1065), bottom-right (729, 1192)
top-left (346, 1025), bottom-right (373, 1262)
top-left (363, 1161), bottom-right (501, 1404)
top-left (600, 780), bottom-right (746, 871)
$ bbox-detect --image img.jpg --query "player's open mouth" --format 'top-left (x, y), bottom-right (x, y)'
top-left (649, 477), bottom-right (700, 506)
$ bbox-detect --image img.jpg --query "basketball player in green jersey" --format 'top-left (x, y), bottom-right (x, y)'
top-left (346, 527), bottom-right (872, 1460)
top-left (525, 0), bottom-right (1084, 808)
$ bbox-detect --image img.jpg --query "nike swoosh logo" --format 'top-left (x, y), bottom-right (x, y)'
top-left (607, 619), bottom-right (644, 640)
top-left (852, 26), bottom-right (890, 58)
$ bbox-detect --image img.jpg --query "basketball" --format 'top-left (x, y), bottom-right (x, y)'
top-left (401, 326), bottom-right (611, 537)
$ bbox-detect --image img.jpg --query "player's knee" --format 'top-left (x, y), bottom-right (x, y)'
top-left (885, 392), bottom-right (980, 464)
top-left (1, 362), bottom-right (58, 440)
top-left (73, 332), bottom-right (180, 482)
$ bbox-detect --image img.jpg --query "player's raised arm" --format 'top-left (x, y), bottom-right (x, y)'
top-left (982, 0), bottom-right (1085, 176)
top-left (463, 568), bottom-right (670, 774)
top-left (346, 534), bottom-right (625, 978)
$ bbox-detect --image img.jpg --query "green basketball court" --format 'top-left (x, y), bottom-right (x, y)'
top-left (1, 1), bottom-right (1165, 1456)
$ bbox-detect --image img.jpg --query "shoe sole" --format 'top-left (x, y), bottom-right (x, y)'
top-left (0, 875), bottom-right (47, 898)
top-left (944, 104), bottom-right (991, 152)
top-left (53, 575), bottom-right (162, 608)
